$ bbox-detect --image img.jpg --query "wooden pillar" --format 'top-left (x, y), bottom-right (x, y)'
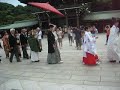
top-left (66, 16), bottom-right (68, 28)
top-left (65, 10), bottom-right (68, 28)
top-left (76, 9), bottom-right (80, 27)
top-left (46, 13), bottom-right (50, 23)
top-left (36, 13), bottom-right (42, 27)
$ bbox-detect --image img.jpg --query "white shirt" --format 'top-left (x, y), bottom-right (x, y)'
top-left (57, 31), bottom-right (62, 38)
top-left (53, 31), bottom-right (58, 41)
top-left (38, 31), bottom-right (42, 40)
top-left (70, 30), bottom-right (73, 36)
top-left (16, 34), bottom-right (20, 39)
top-left (83, 31), bottom-right (96, 55)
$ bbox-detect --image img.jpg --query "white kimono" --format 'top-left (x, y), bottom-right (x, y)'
top-left (52, 31), bottom-right (57, 40)
top-left (83, 31), bottom-right (97, 57)
top-left (31, 51), bottom-right (39, 62)
top-left (107, 25), bottom-right (120, 62)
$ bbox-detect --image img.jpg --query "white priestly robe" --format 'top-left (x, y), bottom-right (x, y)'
top-left (83, 31), bottom-right (97, 57)
top-left (107, 25), bottom-right (120, 62)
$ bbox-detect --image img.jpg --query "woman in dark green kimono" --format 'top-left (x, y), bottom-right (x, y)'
top-left (28, 30), bottom-right (41, 62)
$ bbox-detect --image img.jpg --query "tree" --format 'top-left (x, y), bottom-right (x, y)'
top-left (13, 5), bottom-right (25, 15)
top-left (24, 6), bottom-right (42, 13)
top-left (6, 15), bottom-right (14, 24)
top-left (0, 2), bottom-right (41, 25)
top-left (0, 3), bottom-right (14, 11)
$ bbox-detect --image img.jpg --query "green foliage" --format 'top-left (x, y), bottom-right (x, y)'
top-left (0, 2), bottom-right (40, 26)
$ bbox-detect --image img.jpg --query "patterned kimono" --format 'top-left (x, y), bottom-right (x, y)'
top-left (107, 25), bottom-right (120, 62)
top-left (47, 31), bottom-right (61, 64)
top-left (53, 31), bottom-right (61, 62)
top-left (83, 31), bottom-right (99, 65)
top-left (2, 35), bottom-right (10, 58)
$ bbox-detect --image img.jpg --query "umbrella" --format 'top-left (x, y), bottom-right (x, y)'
top-left (28, 2), bottom-right (64, 17)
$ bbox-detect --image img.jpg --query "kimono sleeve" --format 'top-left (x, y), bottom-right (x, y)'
top-left (87, 33), bottom-right (93, 42)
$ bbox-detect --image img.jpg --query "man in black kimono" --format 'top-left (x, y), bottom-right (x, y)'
top-left (74, 28), bottom-right (82, 50)
top-left (47, 25), bottom-right (57, 64)
top-left (47, 24), bottom-right (63, 64)
top-left (47, 25), bottom-right (55, 53)
top-left (20, 29), bottom-right (29, 59)
top-left (9, 28), bottom-right (21, 63)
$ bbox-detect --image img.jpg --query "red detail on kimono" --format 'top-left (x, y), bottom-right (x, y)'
top-left (83, 53), bottom-right (99, 65)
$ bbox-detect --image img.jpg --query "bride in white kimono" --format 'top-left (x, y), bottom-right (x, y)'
top-left (107, 20), bottom-right (120, 63)
top-left (83, 26), bottom-right (99, 65)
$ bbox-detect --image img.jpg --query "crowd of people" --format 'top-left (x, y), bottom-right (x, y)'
top-left (66, 19), bottom-right (120, 65)
top-left (81, 18), bottom-right (120, 65)
top-left (0, 25), bottom-right (64, 64)
top-left (67, 25), bottom-right (98, 50)
top-left (0, 28), bottom-right (43, 63)
top-left (0, 18), bottom-right (120, 66)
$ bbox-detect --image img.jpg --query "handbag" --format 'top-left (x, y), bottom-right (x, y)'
top-left (39, 47), bottom-right (42, 52)
top-left (36, 39), bottom-right (42, 52)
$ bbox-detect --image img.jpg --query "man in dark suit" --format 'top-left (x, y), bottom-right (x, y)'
top-left (20, 29), bottom-right (29, 59)
top-left (74, 28), bottom-right (82, 50)
top-left (9, 28), bottom-right (21, 63)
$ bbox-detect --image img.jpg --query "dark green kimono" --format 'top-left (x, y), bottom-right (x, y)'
top-left (28, 36), bottom-right (41, 52)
